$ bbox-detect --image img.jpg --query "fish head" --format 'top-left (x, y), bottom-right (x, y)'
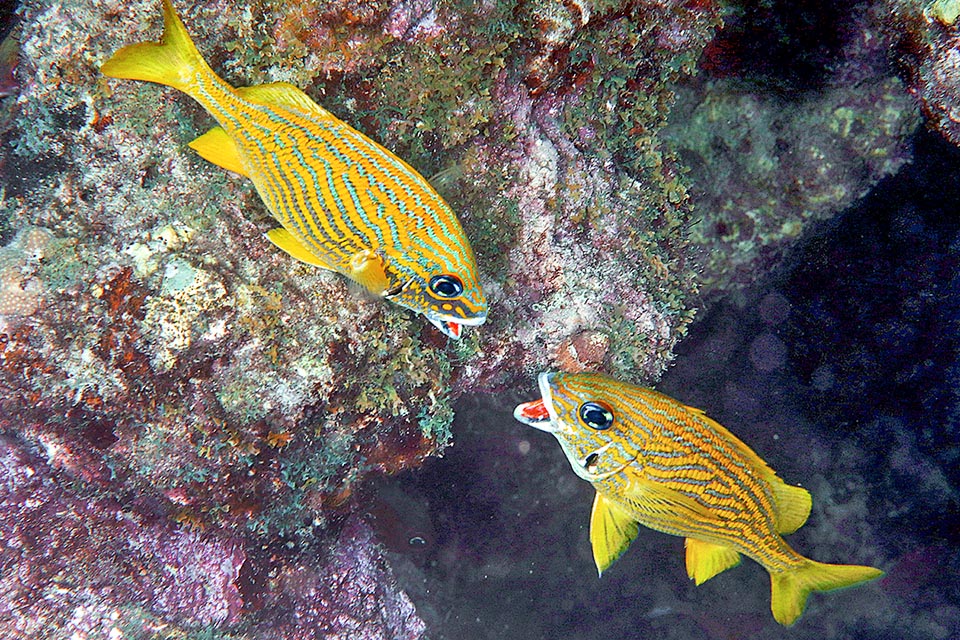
top-left (385, 266), bottom-right (487, 340)
top-left (515, 371), bottom-right (638, 482)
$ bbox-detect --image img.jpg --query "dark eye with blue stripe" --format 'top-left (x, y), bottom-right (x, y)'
top-left (579, 402), bottom-right (613, 430)
top-left (429, 274), bottom-right (463, 298)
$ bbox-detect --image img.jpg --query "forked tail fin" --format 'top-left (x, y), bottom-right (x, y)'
top-left (101, 0), bottom-right (209, 92)
top-left (770, 560), bottom-right (883, 626)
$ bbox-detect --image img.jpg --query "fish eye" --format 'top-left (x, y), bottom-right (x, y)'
top-left (428, 274), bottom-right (463, 298)
top-left (579, 401), bottom-right (614, 430)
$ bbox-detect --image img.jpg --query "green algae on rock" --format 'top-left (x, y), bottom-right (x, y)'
top-left (667, 77), bottom-right (917, 293)
top-left (0, 0), bottom-right (727, 634)
top-left (665, 4), bottom-right (919, 296)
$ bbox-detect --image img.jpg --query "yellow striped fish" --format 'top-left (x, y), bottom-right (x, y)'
top-left (514, 372), bottom-right (883, 626)
top-left (101, 0), bottom-right (486, 338)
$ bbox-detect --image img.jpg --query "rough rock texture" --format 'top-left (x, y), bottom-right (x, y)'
top-left (0, 0), bottom-right (933, 636)
top-left (246, 517), bottom-right (427, 640)
top-left (665, 1), bottom-right (918, 293)
top-left (892, 0), bottom-right (960, 144)
top-left (0, 430), bottom-right (425, 639)
top-left (0, 433), bottom-right (244, 635)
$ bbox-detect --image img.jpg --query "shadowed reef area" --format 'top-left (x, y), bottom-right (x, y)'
top-left (0, 0), bottom-right (957, 638)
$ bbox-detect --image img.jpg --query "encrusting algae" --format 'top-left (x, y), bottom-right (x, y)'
top-left (515, 371), bottom-right (884, 626)
top-left (87, 0), bottom-right (886, 632)
top-left (101, 0), bottom-right (487, 339)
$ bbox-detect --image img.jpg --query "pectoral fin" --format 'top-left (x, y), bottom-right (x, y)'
top-left (266, 228), bottom-right (332, 269)
top-left (188, 127), bottom-right (248, 177)
top-left (622, 472), bottom-right (716, 528)
top-left (590, 492), bottom-right (639, 576)
top-left (684, 538), bottom-right (742, 585)
top-left (349, 250), bottom-right (390, 295)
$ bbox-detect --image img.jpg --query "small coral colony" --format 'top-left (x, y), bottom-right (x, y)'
top-left (103, 0), bottom-right (882, 626)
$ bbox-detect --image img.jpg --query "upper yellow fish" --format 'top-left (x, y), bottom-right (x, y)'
top-left (101, 0), bottom-right (487, 338)
top-left (514, 371), bottom-right (883, 626)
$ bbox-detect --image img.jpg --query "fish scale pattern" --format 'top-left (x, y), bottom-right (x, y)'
top-left (101, 0), bottom-right (486, 338)
top-left (518, 371), bottom-right (884, 626)
top-left (547, 373), bottom-right (803, 571)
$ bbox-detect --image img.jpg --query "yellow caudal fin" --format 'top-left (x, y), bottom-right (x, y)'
top-left (770, 560), bottom-right (884, 626)
top-left (101, 0), bottom-right (208, 92)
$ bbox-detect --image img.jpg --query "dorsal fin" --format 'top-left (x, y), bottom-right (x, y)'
top-left (769, 481), bottom-right (812, 534)
top-left (683, 405), bottom-right (811, 533)
top-left (237, 82), bottom-right (334, 119)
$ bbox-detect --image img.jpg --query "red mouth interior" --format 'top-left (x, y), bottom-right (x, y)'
top-left (445, 321), bottom-right (461, 339)
top-left (517, 398), bottom-right (549, 421)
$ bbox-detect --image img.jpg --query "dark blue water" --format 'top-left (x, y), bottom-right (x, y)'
top-left (380, 127), bottom-right (960, 640)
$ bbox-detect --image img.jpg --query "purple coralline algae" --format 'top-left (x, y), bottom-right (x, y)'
top-left (0, 430), bottom-right (425, 639)
top-left (0, 432), bottom-right (244, 634)
top-left (248, 517), bottom-right (426, 640)
top-left (0, 0), bottom-right (929, 636)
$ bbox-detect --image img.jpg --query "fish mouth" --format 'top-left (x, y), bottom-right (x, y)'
top-left (427, 313), bottom-right (487, 340)
top-left (513, 372), bottom-right (557, 432)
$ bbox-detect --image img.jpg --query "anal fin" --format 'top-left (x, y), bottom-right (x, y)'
top-left (590, 492), bottom-right (639, 576)
top-left (188, 127), bottom-right (248, 177)
top-left (684, 538), bottom-right (742, 585)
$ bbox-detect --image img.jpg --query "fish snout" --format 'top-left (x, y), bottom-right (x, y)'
top-left (514, 372), bottom-right (559, 432)
top-left (426, 311), bottom-right (486, 339)
top-left (514, 398), bottom-right (553, 431)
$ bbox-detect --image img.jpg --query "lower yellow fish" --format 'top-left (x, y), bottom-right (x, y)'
top-left (101, 0), bottom-right (487, 338)
top-left (514, 371), bottom-right (883, 626)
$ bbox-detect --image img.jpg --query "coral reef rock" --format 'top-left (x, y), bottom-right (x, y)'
top-left (0, 430), bottom-right (426, 639)
top-left (0, 432), bottom-right (244, 635)
top-left (0, 0), bottom-right (928, 636)
top-left (666, 1), bottom-right (919, 294)
top-left (892, 0), bottom-right (960, 145)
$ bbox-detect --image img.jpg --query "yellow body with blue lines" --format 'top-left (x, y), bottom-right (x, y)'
top-left (515, 372), bottom-right (883, 626)
top-left (101, 0), bottom-right (486, 339)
